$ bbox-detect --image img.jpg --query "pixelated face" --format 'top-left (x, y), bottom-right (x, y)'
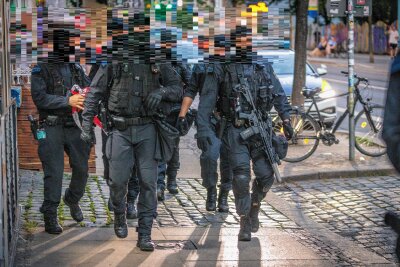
top-left (11, 2), bottom-right (290, 64)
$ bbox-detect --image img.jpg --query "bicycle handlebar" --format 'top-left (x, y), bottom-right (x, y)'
top-left (340, 71), bottom-right (369, 84)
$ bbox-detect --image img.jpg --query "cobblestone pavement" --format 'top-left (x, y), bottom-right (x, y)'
top-left (19, 170), bottom-right (297, 229)
top-left (19, 170), bottom-right (400, 265)
top-left (273, 175), bottom-right (400, 264)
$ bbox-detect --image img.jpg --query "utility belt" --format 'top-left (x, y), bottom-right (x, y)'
top-left (110, 115), bottom-right (153, 131)
top-left (42, 115), bottom-right (76, 127)
top-left (212, 112), bottom-right (247, 139)
top-left (218, 112), bottom-right (248, 128)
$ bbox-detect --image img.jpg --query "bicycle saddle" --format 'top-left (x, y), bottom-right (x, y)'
top-left (302, 87), bottom-right (322, 99)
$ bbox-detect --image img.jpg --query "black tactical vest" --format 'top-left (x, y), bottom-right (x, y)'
top-left (107, 63), bottom-right (162, 117)
top-left (39, 64), bottom-right (87, 117)
top-left (218, 64), bottom-right (274, 118)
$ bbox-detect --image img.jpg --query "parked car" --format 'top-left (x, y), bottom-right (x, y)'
top-left (258, 50), bottom-right (337, 127)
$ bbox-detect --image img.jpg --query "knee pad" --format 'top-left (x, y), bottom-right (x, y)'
top-left (256, 173), bottom-right (275, 194)
top-left (251, 180), bottom-right (266, 204)
top-left (232, 174), bottom-right (250, 196)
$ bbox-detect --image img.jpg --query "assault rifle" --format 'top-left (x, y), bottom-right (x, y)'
top-left (236, 84), bottom-right (282, 184)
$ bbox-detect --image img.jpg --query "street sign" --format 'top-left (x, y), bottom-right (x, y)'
top-left (353, 0), bottom-right (371, 17)
top-left (326, 0), bottom-right (371, 17)
top-left (326, 0), bottom-right (347, 17)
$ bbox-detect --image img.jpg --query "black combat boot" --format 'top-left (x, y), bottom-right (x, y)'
top-left (157, 185), bottom-right (165, 201)
top-left (166, 176), bottom-right (178, 195)
top-left (126, 198), bottom-right (137, 219)
top-left (44, 213), bottom-right (63, 234)
top-left (137, 234), bottom-right (155, 251)
top-left (238, 215), bottom-right (252, 241)
top-left (63, 196), bottom-right (84, 222)
top-left (217, 189), bottom-right (229, 212)
top-left (250, 181), bottom-right (265, 233)
top-left (206, 187), bottom-right (217, 211)
top-left (114, 213), bottom-right (128, 238)
top-left (108, 198), bottom-right (114, 212)
top-left (249, 202), bottom-right (260, 233)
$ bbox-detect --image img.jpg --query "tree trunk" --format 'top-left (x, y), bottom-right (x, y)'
top-left (368, 15), bottom-right (374, 63)
top-left (292, 0), bottom-right (309, 106)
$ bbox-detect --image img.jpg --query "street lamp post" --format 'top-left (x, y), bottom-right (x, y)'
top-left (347, 0), bottom-right (356, 161)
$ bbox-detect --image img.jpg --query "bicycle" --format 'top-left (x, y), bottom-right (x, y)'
top-left (273, 72), bottom-right (386, 163)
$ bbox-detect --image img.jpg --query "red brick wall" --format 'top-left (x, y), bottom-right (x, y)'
top-left (17, 85), bottom-right (97, 173)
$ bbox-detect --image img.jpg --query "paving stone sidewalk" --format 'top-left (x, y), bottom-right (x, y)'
top-left (17, 170), bottom-right (400, 266)
top-left (274, 175), bottom-right (400, 264)
top-left (18, 170), bottom-right (298, 230)
top-left (17, 100), bottom-right (398, 266)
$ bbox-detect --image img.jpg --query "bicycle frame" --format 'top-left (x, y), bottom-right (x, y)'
top-left (300, 79), bottom-right (379, 136)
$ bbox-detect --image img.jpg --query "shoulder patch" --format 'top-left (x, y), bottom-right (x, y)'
top-left (206, 65), bottom-right (214, 73)
top-left (100, 62), bottom-right (107, 68)
top-left (32, 65), bottom-right (41, 74)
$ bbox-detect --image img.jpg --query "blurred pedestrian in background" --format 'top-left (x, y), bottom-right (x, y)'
top-left (388, 24), bottom-right (399, 59)
top-left (327, 36), bottom-right (337, 57)
top-left (309, 36), bottom-right (328, 57)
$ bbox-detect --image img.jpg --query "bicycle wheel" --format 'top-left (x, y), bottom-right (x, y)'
top-left (273, 112), bottom-right (320, 162)
top-left (354, 105), bottom-right (386, 157)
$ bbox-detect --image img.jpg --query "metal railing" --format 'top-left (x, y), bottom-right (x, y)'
top-left (1, 1), bottom-right (21, 266)
top-left (0, 102), bottom-right (20, 267)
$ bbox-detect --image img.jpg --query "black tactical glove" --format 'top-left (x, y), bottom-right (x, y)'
top-left (176, 116), bottom-right (190, 136)
top-left (282, 120), bottom-right (294, 140)
top-left (197, 136), bottom-right (213, 152)
top-left (145, 89), bottom-right (165, 111)
top-left (80, 124), bottom-right (95, 145)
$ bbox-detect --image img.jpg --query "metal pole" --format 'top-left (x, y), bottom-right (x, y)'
top-left (347, 0), bottom-right (355, 161)
top-left (1, 0), bottom-right (11, 112)
top-left (0, 2), bottom-right (11, 264)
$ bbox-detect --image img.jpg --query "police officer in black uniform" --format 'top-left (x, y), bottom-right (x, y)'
top-left (156, 63), bottom-right (191, 200)
top-left (383, 55), bottom-right (400, 261)
top-left (178, 64), bottom-right (233, 212)
top-left (196, 63), bottom-right (292, 241)
top-left (31, 63), bottom-right (91, 234)
top-left (88, 64), bottom-right (139, 219)
top-left (81, 63), bottom-right (181, 251)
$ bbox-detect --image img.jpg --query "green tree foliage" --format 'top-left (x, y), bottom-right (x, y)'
top-left (371, 0), bottom-right (397, 24)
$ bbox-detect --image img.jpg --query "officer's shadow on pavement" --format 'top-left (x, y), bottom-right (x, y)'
top-left (27, 227), bottom-right (120, 267)
top-left (134, 212), bottom-right (262, 267)
top-left (159, 223), bottom-right (226, 267)
top-left (238, 237), bottom-right (262, 267)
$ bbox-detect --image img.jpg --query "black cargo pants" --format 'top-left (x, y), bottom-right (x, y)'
top-left (106, 123), bottom-right (158, 235)
top-left (222, 125), bottom-right (275, 216)
top-left (157, 138), bottom-right (180, 190)
top-left (38, 124), bottom-right (91, 215)
top-left (102, 131), bottom-right (140, 201)
top-left (200, 131), bottom-right (233, 191)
